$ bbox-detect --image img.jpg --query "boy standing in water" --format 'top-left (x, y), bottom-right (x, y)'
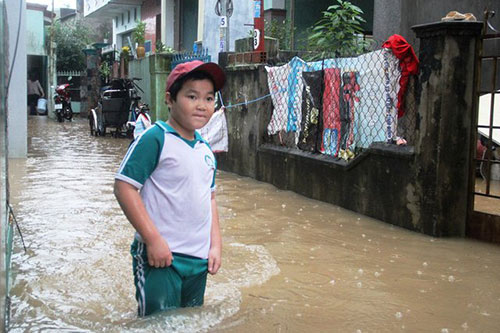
top-left (114, 61), bottom-right (225, 316)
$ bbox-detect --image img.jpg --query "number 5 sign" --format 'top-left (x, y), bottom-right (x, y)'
top-left (220, 16), bottom-right (227, 27)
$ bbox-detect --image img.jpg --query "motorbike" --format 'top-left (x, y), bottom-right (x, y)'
top-left (54, 82), bottom-right (73, 122)
top-left (89, 77), bottom-right (150, 138)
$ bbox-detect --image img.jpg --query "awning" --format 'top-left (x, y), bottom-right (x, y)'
top-left (478, 91), bottom-right (500, 145)
top-left (84, 0), bottom-right (142, 19)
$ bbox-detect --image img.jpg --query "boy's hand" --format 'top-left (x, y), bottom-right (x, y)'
top-left (208, 246), bottom-right (221, 275)
top-left (146, 236), bottom-right (173, 268)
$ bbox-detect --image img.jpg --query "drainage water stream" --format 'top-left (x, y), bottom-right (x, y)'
top-left (8, 117), bottom-right (500, 332)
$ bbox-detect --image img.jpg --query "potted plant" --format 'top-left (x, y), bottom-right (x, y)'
top-left (99, 62), bottom-right (111, 83)
top-left (155, 40), bottom-right (175, 54)
top-left (121, 46), bottom-right (130, 75)
top-left (133, 21), bottom-right (146, 58)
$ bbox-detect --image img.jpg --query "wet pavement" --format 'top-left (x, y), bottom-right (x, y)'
top-left (7, 116), bottom-right (500, 332)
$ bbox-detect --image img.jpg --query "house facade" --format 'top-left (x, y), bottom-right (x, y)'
top-left (26, 3), bottom-right (53, 104)
top-left (83, 0), bottom-right (257, 62)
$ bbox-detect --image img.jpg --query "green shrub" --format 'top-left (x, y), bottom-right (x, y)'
top-left (307, 0), bottom-right (371, 58)
top-left (265, 19), bottom-right (295, 50)
top-left (133, 21), bottom-right (146, 46)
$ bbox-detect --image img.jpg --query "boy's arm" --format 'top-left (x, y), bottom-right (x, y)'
top-left (208, 192), bottom-right (222, 275)
top-left (114, 179), bottom-right (173, 268)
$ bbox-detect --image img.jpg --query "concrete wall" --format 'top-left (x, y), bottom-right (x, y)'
top-left (129, 54), bottom-right (173, 122)
top-left (6, 0), bottom-right (27, 158)
top-left (374, 0), bottom-right (500, 46)
top-left (265, 0), bottom-right (285, 10)
top-left (412, 21), bottom-right (483, 236)
top-left (217, 64), bottom-right (272, 178)
top-left (202, 0), bottom-right (254, 63)
top-left (148, 54), bottom-right (172, 122)
top-left (26, 9), bottom-right (45, 56)
top-left (129, 57), bottom-right (151, 108)
top-left (217, 21), bottom-right (484, 238)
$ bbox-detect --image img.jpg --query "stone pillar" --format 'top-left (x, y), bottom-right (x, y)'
top-left (149, 53), bottom-right (172, 122)
top-left (80, 49), bottom-right (99, 118)
top-left (411, 21), bottom-right (482, 236)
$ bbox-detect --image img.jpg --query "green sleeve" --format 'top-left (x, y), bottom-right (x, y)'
top-left (116, 125), bottom-right (164, 188)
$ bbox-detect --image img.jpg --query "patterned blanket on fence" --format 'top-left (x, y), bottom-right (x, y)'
top-left (265, 50), bottom-right (401, 156)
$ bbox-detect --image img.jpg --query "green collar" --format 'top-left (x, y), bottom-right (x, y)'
top-left (156, 121), bottom-right (206, 147)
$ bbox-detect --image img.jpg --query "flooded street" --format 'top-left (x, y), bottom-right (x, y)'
top-left (8, 116), bottom-right (500, 332)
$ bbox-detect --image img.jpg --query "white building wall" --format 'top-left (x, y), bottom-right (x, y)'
top-left (7, 0), bottom-right (27, 158)
top-left (264, 0), bottom-right (285, 10)
top-left (162, 0), bottom-right (175, 48)
top-left (26, 10), bottom-right (46, 56)
top-left (202, 0), bottom-right (253, 63)
top-left (83, 0), bottom-right (109, 16)
top-left (112, 7), bottom-right (141, 51)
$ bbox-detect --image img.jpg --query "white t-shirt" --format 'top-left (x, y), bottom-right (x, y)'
top-left (115, 121), bottom-right (216, 259)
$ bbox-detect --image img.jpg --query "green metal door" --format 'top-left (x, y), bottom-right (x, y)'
top-left (181, 0), bottom-right (198, 51)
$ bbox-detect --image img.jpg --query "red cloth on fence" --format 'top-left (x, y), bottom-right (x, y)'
top-left (322, 68), bottom-right (341, 155)
top-left (382, 34), bottom-right (419, 118)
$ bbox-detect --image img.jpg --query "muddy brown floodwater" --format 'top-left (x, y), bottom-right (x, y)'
top-left (7, 116), bottom-right (500, 332)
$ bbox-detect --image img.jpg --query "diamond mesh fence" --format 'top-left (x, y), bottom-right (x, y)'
top-left (264, 48), bottom-right (417, 160)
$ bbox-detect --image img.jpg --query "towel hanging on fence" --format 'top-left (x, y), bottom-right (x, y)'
top-left (266, 63), bottom-right (291, 136)
top-left (382, 34), bottom-right (419, 118)
top-left (299, 70), bottom-right (323, 153)
top-left (198, 107), bottom-right (229, 153)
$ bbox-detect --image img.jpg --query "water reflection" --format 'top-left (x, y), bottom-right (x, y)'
top-left (474, 177), bottom-right (500, 215)
top-left (8, 117), bottom-right (500, 332)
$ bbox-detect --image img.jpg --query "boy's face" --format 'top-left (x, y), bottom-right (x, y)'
top-left (165, 78), bottom-right (215, 135)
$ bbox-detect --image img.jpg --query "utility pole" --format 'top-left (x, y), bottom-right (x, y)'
top-left (216, 0), bottom-right (233, 52)
top-left (223, 1), bottom-right (230, 52)
top-left (48, 0), bottom-right (55, 120)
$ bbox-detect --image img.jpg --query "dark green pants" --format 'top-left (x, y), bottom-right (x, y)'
top-left (131, 239), bottom-right (208, 316)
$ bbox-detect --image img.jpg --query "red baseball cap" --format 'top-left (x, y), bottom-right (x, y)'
top-left (165, 60), bottom-right (226, 93)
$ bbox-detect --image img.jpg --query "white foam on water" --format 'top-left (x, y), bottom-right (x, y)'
top-left (120, 242), bottom-right (280, 333)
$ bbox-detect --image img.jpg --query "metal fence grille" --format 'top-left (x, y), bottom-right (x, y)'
top-left (265, 48), bottom-right (417, 160)
top-left (171, 49), bottom-right (211, 70)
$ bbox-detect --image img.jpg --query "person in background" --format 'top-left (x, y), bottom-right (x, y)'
top-left (27, 72), bottom-right (44, 115)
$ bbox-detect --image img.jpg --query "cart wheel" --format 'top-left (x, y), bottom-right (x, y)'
top-left (98, 126), bottom-right (106, 136)
top-left (89, 117), bottom-right (95, 136)
top-left (89, 109), bottom-right (98, 136)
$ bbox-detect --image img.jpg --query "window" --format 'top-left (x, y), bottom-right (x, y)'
top-left (128, 10), bottom-right (130, 23)
top-left (115, 16), bottom-right (118, 27)
top-left (134, 8), bottom-right (137, 21)
top-left (121, 13), bottom-right (124, 25)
